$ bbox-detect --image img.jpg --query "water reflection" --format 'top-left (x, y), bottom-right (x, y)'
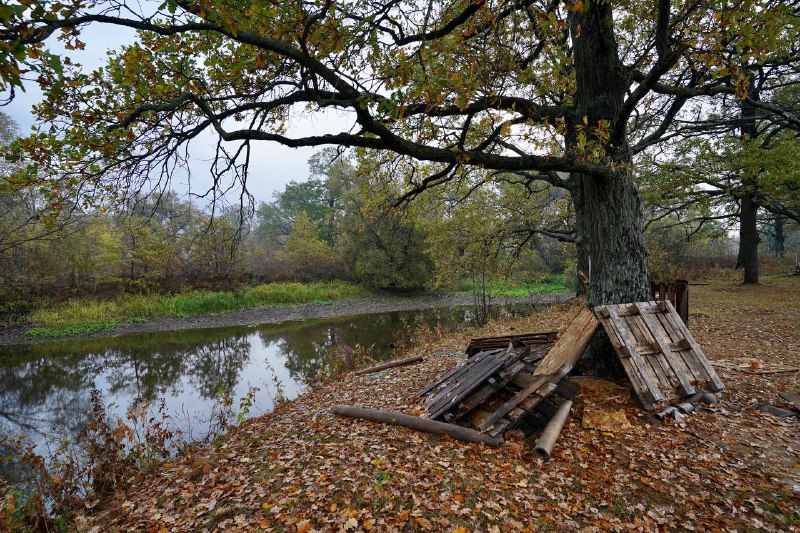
top-left (0, 304), bottom-right (540, 483)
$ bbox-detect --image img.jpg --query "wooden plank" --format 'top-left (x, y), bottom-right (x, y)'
top-left (418, 350), bottom-right (490, 397)
top-left (465, 331), bottom-right (558, 355)
top-left (451, 361), bottom-right (527, 421)
top-left (477, 375), bottom-right (549, 431)
top-left (623, 310), bottom-right (677, 393)
top-left (633, 302), bottom-right (695, 396)
top-left (507, 382), bottom-right (558, 422)
top-left (423, 351), bottom-right (498, 405)
top-left (426, 355), bottom-right (507, 419)
top-left (534, 307), bottom-right (599, 376)
top-left (653, 305), bottom-right (707, 383)
top-left (487, 418), bottom-right (512, 437)
top-left (512, 372), bottom-right (580, 399)
top-left (603, 306), bottom-right (665, 402)
top-left (662, 300), bottom-right (725, 391)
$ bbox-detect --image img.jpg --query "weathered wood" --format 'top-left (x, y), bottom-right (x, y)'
top-left (478, 375), bottom-right (550, 431)
top-left (426, 354), bottom-right (507, 418)
top-left (650, 279), bottom-right (689, 325)
top-left (596, 300), bottom-right (724, 409)
top-left (779, 391), bottom-right (800, 412)
top-left (465, 331), bottom-right (558, 356)
top-left (356, 355), bottom-right (424, 375)
top-left (333, 405), bottom-right (504, 446)
top-left (533, 400), bottom-right (573, 461)
top-left (424, 351), bottom-right (501, 406)
top-left (662, 300), bottom-right (724, 391)
top-left (451, 361), bottom-right (527, 421)
top-left (605, 306), bottom-right (665, 402)
top-left (507, 365), bottom-right (572, 423)
top-left (633, 302), bottom-right (695, 396)
top-left (418, 350), bottom-right (491, 397)
top-left (534, 307), bottom-right (599, 376)
top-left (751, 402), bottom-right (797, 418)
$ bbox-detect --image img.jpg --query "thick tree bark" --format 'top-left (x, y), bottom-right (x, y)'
top-left (736, 78), bottom-right (760, 285)
top-left (569, 1), bottom-right (650, 374)
top-left (736, 192), bottom-right (760, 284)
top-left (568, 173), bottom-right (590, 296)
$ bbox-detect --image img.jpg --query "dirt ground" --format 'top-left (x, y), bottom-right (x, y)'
top-left (79, 279), bottom-right (800, 532)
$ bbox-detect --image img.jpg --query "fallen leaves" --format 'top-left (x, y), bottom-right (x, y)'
top-left (77, 282), bottom-right (800, 531)
top-left (581, 408), bottom-right (631, 432)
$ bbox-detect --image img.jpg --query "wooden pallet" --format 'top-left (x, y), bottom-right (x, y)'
top-left (595, 300), bottom-right (724, 410)
top-left (420, 308), bottom-right (598, 438)
top-left (465, 331), bottom-right (559, 356)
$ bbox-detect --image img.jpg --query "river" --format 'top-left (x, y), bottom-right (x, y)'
top-left (0, 303), bottom-right (542, 484)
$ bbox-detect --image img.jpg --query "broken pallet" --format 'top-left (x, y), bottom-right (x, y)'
top-left (595, 300), bottom-right (724, 410)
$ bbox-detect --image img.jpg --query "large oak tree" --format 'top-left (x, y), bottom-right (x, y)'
top-left (1, 0), bottom-right (798, 366)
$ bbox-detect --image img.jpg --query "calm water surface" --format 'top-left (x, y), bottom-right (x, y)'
top-left (0, 303), bottom-right (541, 483)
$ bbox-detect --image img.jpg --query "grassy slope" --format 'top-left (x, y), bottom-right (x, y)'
top-left (83, 277), bottom-right (800, 531)
top-left (26, 281), bottom-right (369, 338)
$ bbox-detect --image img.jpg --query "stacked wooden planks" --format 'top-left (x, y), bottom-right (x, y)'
top-left (595, 300), bottom-right (724, 410)
top-left (419, 308), bottom-right (599, 439)
top-left (465, 331), bottom-right (559, 356)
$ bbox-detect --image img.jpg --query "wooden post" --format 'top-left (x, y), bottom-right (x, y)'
top-left (532, 400), bottom-right (573, 461)
top-left (675, 279), bottom-right (689, 326)
top-left (333, 405), bottom-right (504, 447)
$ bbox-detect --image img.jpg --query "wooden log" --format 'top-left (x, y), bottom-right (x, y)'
top-left (533, 399), bottom-right (573, 461)
top-left (333, 405), bottom-right (504, 446)
top-left (355, 355), bottom-right (424, 375)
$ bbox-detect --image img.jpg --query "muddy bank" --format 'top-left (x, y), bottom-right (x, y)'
top-left (0, 291), bottom-right (574, 347)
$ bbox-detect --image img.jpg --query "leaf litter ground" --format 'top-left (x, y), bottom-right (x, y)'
top-left (80, 279), bottom-right (800, 531)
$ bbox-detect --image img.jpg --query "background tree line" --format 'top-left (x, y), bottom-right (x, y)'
top-left (3, 112), bottom-right (797, 316)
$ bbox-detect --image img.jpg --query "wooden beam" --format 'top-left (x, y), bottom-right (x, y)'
top-left (356, 355), bottom-right (423, 375)
top-left (534, 307), bottom-right (599, 376)
top-left (333, 405), bottom-right (504, 447)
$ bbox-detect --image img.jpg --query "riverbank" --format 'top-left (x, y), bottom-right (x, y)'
top-left (75, 278), bottom-right (799, 531)
top-left (0, 290), bottom-right (574, 347)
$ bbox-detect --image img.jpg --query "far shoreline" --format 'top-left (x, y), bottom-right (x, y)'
top-left (0, 291), bottom-right (575, 348)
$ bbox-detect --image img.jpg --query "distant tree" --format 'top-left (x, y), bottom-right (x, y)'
top-left (335, 153), bottom-right (434, 290)
top-left (284, 211), bottom-right (335, 280)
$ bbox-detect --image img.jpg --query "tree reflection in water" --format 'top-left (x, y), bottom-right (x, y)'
top-left (0, 303), bottom-right (537, 482)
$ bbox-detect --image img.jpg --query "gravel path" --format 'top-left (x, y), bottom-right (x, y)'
top-left (0, 291), bottom-right (574, 347)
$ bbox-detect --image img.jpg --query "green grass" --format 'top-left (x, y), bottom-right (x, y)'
top-left (26, 281), bottom-right (369, 337)
top-left (26, 321), bottom-right (119, 338)
top-left (461, 276), bottom-right (571, 298)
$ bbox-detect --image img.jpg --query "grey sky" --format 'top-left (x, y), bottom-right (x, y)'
top-left (4, 24), bottom-right (334, 204)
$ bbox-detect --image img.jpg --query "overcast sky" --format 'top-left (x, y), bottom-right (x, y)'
top-left (3, 24), bottom-right (342, 204)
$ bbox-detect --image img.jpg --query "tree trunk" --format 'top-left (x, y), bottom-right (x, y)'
top-left (773, 217), bottom-right (785, 257)
top-left (736, 192), bottom-right (760, 284)
top-left (736, 76), bottom-right (760, 285)
top-left (570, 1), bottom-right (650, 374)
top-left (568, 173), bottom-right (590, 296)
top-left (582, 167), bottom-right (651, 307)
